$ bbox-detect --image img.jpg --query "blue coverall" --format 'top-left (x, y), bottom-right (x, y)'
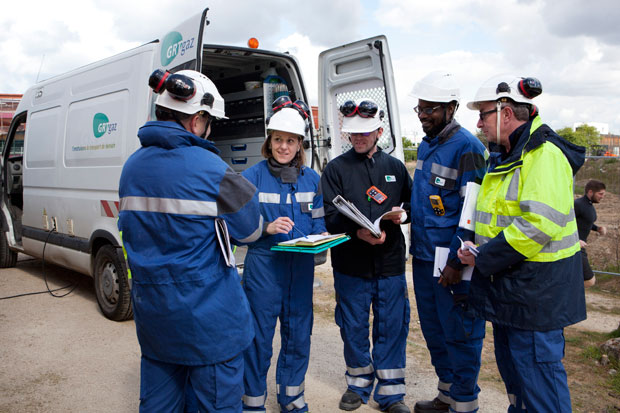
top-left (119, 121), bottom-right (262, 413)
top-left (240, 160), bottom-right (326, 413)
top-left (410, 121), bottom-right (487, 413)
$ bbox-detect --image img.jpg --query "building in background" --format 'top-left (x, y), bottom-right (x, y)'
top-left (1, 94), bottom-right (22, 154)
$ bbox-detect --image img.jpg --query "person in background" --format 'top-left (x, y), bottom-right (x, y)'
top-left (408, 71), bottom-right (487, 413)
top-left (321, 99), bottom-right (412, 413)
top-left (241, 96), bottom-right (326, 413)
top-left (459, 75), bottom-right (586, 412)
top-left (119, 69), bottom-right (262, 413)
top-left (575, 179), bottom-right (607, 287)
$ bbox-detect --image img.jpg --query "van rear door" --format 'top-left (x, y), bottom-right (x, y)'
top-left (156, 8), bottom-right (209, 71)
top-left (317, 35), bottom-right (404, 166)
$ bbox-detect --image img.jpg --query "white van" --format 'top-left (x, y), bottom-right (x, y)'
top-left (0, 8), bottom-right (404, 321)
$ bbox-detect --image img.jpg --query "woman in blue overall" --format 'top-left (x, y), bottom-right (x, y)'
top-left (241, 97), bottom-right (326, 413)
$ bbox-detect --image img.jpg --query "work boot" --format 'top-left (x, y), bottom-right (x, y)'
top-left (414, 397), bottom-right (450, 413)
top-left (339, 389), bottom-right (362, 411)
top-left (386, 400), bottom-right (411, 413)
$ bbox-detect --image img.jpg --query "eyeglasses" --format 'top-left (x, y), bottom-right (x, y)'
top-left (478, 108), bottom-right (498, 122)
top-left (413, 105), bottom-right (442, 115)
top-left (272, 95), bottom-right (310, 119)
top-left (339, 100), bottom-right (379, 118)
top-left (149, 69), bottom-right (214, 107)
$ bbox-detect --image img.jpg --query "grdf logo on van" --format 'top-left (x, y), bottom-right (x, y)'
top-left (161, 31), bottom-right (195, 67)
top-left (93, 113), bottom-right (118, 138)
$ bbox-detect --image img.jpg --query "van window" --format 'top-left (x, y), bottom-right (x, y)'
top-left (25, 106), bottom-right (61, 168)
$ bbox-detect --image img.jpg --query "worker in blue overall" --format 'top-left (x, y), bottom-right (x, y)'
top-left (321, 99), bottom-right (412, 413)
top-left (119, 69), bottom-right (263, 412)
top-left (409, 72), bottom-right (487, 413)
top-left (241, 96), bottom-right (326, 413)
top-left (460, 74), bottom-right (586, 412)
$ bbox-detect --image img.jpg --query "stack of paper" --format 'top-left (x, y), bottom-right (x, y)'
top-left (458, 182), bottom-right (481, 231)
top-left (332, 195), bottom-right (404, 238)
top-left (270, 233), bottom-right (350, 254)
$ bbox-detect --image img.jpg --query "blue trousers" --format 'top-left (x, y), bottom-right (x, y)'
top-left (412, 258), bottom-right (484, 413)
top-left (242, 251), bottom-right (314, 412)
top-left (140, 353), bottom-right (243, 413)
top-left (334, 270), bottom-right (410, 410)
top-left (493, 325), bottom-right (572, 412)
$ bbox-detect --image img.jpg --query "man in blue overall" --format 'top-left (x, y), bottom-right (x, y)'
top-left (321, 99), bottom-right (412, 413)
top-left (408, 71), bottom-right (487, 413)
top-left (119, 69), bottom-right (263, 412)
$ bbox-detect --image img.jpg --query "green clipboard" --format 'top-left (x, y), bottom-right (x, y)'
top-left (270, 235), bottom-right (350, 254)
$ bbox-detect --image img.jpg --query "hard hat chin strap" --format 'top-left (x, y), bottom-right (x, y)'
top-left (495, 101), bottom-right (502, 146)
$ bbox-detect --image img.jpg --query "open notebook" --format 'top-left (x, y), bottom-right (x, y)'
top-left (332, 195), bottom-right (404, 238)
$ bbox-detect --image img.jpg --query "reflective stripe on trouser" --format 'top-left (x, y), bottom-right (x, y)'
top-left (412, 259), bottom-right (484, 412)
top-left (493, 324), bottom-right (572, 413)
top-left (140, 354), bottom-right (244, 413)
top-left (242, 250), bottom-right (314, 413)
top-left (334, 271), bottom-right (410, 410)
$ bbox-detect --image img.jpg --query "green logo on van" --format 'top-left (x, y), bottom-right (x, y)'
top-left (93, 113), bottom-right (117, 138)
top-left (160, 31), bottom-right (195, 66)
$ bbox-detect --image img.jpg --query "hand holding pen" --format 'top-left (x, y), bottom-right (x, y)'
top-left (266, 217), bottom-right (295, 235)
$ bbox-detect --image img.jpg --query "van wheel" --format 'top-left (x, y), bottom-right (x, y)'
top-left (94, 245), bottom-right (133, 321)
top-left (0, 233), bottom-right (17, 268)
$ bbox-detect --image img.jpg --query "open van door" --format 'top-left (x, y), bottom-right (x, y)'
top-left (156, 8), bottom-right (210, 72)
top-left (317, 35), bottom-right (404, 169)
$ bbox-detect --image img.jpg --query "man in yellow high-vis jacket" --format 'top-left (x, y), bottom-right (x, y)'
top-left (458, 75), bottom-right (585, 412)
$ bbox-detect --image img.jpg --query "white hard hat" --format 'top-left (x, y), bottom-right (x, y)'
top-left (340, 100), bottom-right (384, 133)
top-left (467, 74), bottom-right (541, 110)
top-left (267, 107), bottom-right (307, 137)
top-left (410, 71), bottom-right (460, 104)
top-left (150, 69), bottom-right (227, 118)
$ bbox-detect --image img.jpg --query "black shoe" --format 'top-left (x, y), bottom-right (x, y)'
top-left (413, 397), bottom-right (450, 413)
top-left (339, 389), bottom-right (362, 411)
top-left (386, 400), bottom-right (411, 413)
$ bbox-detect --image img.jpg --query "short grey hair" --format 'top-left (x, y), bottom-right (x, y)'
top-left (501, 101), bottom-right (530, 121)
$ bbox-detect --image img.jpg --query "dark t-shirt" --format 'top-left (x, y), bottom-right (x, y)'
top-left (574, 195), bottom-right (598, 242)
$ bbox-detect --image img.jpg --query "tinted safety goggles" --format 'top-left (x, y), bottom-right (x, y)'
top-left (272, 95), bottom-right (311, 119)
top-left (149, 69), bottom-right (215, 108)
top-left (339, 100), bottom-right (379, 118)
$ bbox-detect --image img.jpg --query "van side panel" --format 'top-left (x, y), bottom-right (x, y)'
top-left (20, 46), bottom-right (155, 273)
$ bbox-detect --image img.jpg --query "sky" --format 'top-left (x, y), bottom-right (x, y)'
top-left (2, 0), bottom-right (620, 142)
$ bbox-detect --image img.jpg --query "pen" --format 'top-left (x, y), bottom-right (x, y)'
top-left (292, 225), bottom-right (309, 239)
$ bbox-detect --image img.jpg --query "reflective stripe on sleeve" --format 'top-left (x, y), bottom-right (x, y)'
top-left (506, 168), bottom-right (520, 201)
top-left (431, 163), bottom-right (459, 180)
top-left (311, 207), bottom-right (325, 218)
top-left (520, 201), bottom-right (575, 227)
top-left (120, 196), bottom-right (217, 216)
top-left (513, 216), bottom-right (552, 245)
top-left (416, 160), bottom-right (424, 170)
top-left (295, 192), bottom-right (315, 203)
top-left (476, 210), bottom-right (493, 225)
top-left (237, 215), bottom-right (263, 243)
top-left (540, 231), bottom-right (579, 253)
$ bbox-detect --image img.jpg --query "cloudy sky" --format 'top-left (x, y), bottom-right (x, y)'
top-left (2, 0), bottom-right (619, 141)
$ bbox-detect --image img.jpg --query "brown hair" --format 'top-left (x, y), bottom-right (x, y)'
top-left (585, 179), bottom-right (606, 194)
top-left (261, 132), bottom-right (306, 167)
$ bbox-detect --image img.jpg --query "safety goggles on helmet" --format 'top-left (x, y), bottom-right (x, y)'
top-left (272, 95), bottom-right (310, 120)
top-left (149, 69), bottom-right (215, 108)
top-left (339, 100), bottom-right (379, 118)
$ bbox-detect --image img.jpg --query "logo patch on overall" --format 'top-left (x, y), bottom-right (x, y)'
top-left (434, 177), bottom-right (446, 187)
top-left (308, 203), bottom-right (313, 210)
top-left (385, 175), bottom-right (396, 182)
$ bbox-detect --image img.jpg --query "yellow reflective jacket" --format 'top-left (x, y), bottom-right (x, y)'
top-left (468, 117), bottom-right (586, 330)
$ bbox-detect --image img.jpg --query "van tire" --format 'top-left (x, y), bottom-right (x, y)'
top-left (94, 245), bottom-right (133, 321)
top-left (0, 233), bottom-right (17, 268)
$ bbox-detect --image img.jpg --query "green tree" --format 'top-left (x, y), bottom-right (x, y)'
top-left (475, 129), bottom-right (488, 147)
top-left (401, 136), bottom-right (417, 161)
top-left (557, 124), bottom-right (600, 152)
